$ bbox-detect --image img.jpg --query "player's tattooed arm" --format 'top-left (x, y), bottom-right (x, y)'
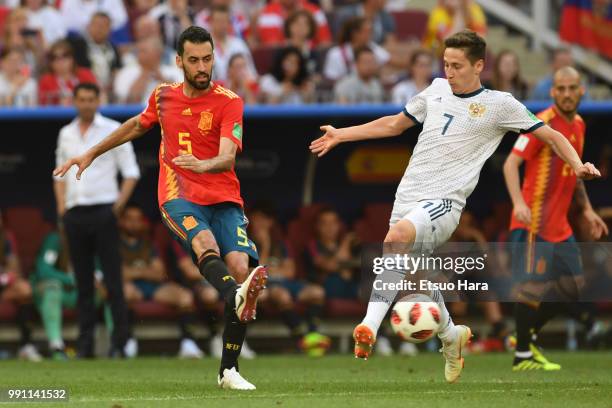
top-left (572, 179), bottom-right (592, 212)
top-left (172, 137), bottom-right (238, 174)
top-left (573, 179), bottom-right (609, 239)
top-left (532, 125), bottom-right (600, 180)
top-left (53, 115), bottom-right (149, 179)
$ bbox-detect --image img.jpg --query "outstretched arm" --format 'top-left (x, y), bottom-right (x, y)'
top-left (310, 112), bottom-right (417, 157)
top-left (531, 125), bottom-right (600, 179)
top-left (53, 115), bottom-right (149, 179)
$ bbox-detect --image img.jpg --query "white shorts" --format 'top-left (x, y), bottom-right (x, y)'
top-left (389, 199), bottom-right (462, 254)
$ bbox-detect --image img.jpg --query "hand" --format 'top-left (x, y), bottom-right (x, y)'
top-left (172, 154), bottom-right (206, 173)
top-left (310, 125), bottom-right (341, 157)
top-left (575, 162), bottom-right (601, 180)
top-left (582, 209), bottom-right (609, 240)
top-left (513, 201), bottom-right (532, 225)
top-left (112, 201), bottom-right (126, 217)
top-left (53, 152), bottom-right (94, 180)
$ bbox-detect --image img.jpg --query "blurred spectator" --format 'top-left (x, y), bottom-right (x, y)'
top-left (334, 46), bottom-right (384, 104)
top-left (60, 0), bottom-right (128, 35)
top-left (128, 15), bottom-right (176, 66)
top-left (69, 12), bottom-right (122, 101)
top-left (323, 16), bottom-right (389, 81)
top-left (222, 53), bottom-right (259, 104)
top-left (256, 0), bottom-right (331, 47)
top-left (423, 0), bottom-right (487, 57)
top-left (484, 49), bottom-right (529, 100)
top-left (284, 10), bottom-right (321, 76)
top-left (23, 0), bottom-right (66, 46)
top-left (2, 7), bottom-right (44, 75)
top-left (38, 40), bottom-right (98, 106)
top-left (304, 207), bottom-right (360, 300)
top-left (531, 47), bottom-right (576, 100)
top-left (120, 205), bottom-right (204, 359)
top-left (0, 48), bottom-right (37, 107)
top-left (195, 0), bottom-right (251, 40)
top-left (31, 229), bottom-right (112, 360)
top-left (0, 210), bottom-right (42, 361)
top-left (391, 49), bottom-right (433, 106)
top-left (148, 0), bottom-right (194, 50)
top-left (334, 0), bottom-right (396, 45)
top-left (260, 46), bottom-right (314, 104)
top-left (248, 203), bottom-right (330, 354)
top-left (126, 0), bottom-right (159, 35)
top-left (113, 37), bottom-right (181, 104)
top-left (208, 5), bottom-right (256, 82)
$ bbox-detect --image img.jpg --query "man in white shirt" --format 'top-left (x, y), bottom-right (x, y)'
top-left (113, 37), bottom-right (183, 104)
top-left (310, 30), bottom-right (600, 383)
top-left (54, 82), bottom-right (140, 358)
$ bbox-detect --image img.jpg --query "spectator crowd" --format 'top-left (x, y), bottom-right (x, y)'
top-left (0, 0), bottom-right (600, 108)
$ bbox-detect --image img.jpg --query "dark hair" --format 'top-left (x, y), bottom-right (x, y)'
top-left (73, 82), bottom-right (100, 97)
top-left (338, 16), bottom-right (368, 44)
top-left (284, 10), bottom-right (316, 41)
top-left (492, 49), bottom-right (526, 92)
top-left (91, 11), bottom-right (111, 22)
top-left (228, 53), bottom-right (246, 68)
top-left (444, 30), bottom-right (486, 64)
top-left (271, 46), bottom-right (309, 86)
top-left (409, 49), bottom-right (433, 68)
top-left (353, 45), bottom-right (374, 62)
top-left (177, 26), bottom-right (214, 56)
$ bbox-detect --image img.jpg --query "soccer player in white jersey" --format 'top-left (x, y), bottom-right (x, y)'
top-left (310, 30), bottom-right (600, 383)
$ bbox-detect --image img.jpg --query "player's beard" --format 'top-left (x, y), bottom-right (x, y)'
top-left (184, 67), bottom-right (212, 90)
top-left (555, 96), bottom-right (580, 117)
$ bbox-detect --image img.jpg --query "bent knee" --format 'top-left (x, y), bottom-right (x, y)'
top-left (384, 220), bottom-right (416, 245)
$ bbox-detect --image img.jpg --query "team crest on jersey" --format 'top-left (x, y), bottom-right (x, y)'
top-left (468, 102), bottom-right (486, 117)
top-left (198, 111), bottom-right (213, 132)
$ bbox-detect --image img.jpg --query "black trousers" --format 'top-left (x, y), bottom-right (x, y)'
top-left (64, 204), bottom-right (128, 355)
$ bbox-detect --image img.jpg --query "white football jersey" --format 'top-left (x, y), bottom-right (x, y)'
top-left (397, 78), bottom-right (543, 208)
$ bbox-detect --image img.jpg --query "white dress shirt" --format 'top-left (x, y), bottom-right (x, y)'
top-left (54, 113), bottom-right (140, 210)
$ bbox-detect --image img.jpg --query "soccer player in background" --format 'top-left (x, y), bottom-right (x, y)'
top-left (54, 26), bottom-right (267, 390)
top-left (310, 30), bottom-right (600, 383)
top-left (503, 66), bottom-right (608, 371)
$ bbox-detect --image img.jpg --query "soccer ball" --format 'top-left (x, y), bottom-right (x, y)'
top-left (390, 294), bottom-right (441, 343)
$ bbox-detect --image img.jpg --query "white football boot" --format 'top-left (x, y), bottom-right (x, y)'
top-left (440, 325), bottom-right (472, 383)
top-left (218, 367), bottom-right (256, 390)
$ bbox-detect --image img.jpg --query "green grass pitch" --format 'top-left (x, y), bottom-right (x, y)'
top-left (1, 352), bottom-right (610, 407)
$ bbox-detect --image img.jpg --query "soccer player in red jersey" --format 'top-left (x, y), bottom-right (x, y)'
top-left (504, 66), bottom-right (608, 371)
top-left (54, 26), bottom-right (267, 390)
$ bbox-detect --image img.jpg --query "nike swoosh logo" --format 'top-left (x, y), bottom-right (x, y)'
top-left (236, 294), bottom-right (245, 310)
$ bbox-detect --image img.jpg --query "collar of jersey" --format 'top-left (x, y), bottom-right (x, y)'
top-left (453, 86), bottom-right (485, 98)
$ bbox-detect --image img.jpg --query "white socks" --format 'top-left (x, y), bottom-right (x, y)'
top-left (362, 266), bottom-right (405, 335)
top-left (430, 289), bottom-right (456, 343)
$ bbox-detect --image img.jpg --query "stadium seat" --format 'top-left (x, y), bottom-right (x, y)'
top-left (0, 301), bottom-right (18, 321)
top-left (3, 207), bottom-right (52, 276)
top-left (325, 299), bottom-right (366, 318)
top-left (391, 10), bottom-right (429, 41)
top-left (132, 301), bottom-right (180, 320)
top-left (252, 46), bottom-right (279, 75)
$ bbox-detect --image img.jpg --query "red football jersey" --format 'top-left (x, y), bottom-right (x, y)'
top-left (509, 106), bottom-right (585, 242)
top-left (140, 82), bottom-right (245, 207)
